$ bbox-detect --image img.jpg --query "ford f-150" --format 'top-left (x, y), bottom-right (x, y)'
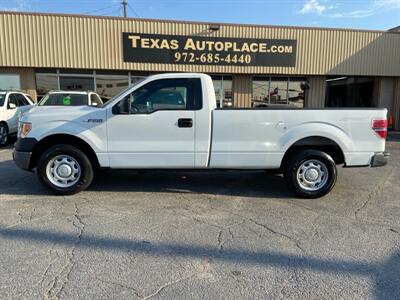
top-left (13, 73), bottom-right (389, 198)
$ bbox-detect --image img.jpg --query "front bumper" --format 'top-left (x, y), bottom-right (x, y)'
top-left (370, 152), bottom-right (390, 167)
top-left (13, 149), bottom-right (33, 171)
top-left (13, 137), bottom-right (37, 171)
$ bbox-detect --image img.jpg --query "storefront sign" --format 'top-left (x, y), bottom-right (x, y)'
top-left (122, 33), bottom-right (296, 67)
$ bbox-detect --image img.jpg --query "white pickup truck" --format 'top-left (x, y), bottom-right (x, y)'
top-left (13, 73), bottom-right (389, 198)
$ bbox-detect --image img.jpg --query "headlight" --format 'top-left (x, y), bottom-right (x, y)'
top-left (18, 122), bottom-right (32, 138)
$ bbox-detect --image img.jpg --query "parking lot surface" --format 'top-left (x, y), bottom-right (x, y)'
top-left (0, 139), bottom-right (399, 299)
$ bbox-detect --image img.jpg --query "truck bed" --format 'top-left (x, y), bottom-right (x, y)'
top-left (209, 108), bottom-right (387, 168)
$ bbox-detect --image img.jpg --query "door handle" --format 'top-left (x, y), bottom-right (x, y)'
top-left (178, 118), bottom-right (193, 128)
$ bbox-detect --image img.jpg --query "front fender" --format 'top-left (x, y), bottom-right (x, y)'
top-left (28, 120), bottom-right (107, 153)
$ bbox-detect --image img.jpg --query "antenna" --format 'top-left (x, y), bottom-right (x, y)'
top-left (122, 0), bottom-right (127, 17)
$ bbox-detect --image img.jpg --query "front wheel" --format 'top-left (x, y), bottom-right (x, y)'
top-left (0, 123), bottom-right (8, 147)
top-left (37, 144), bottom-right (94, 195)
top-left (284, 149), bottom-right (337, 198)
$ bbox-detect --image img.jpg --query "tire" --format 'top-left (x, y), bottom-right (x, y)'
top-left (37, 144), bottom-right (94, 195)
top-left (283, 149), bottom-right (337, 199)
top-left (0, 123), bottom-right (8, 147)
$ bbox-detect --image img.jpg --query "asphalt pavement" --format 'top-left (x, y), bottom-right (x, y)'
top-left (0, 139), bottom-right (399, 299)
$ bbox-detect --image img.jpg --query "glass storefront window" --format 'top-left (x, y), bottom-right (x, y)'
top-left (252, 77), bottom-right (269, 107)
top-left (270, 77), bottom-right (288, 105)
top-left (222, 76), bottom-right (233, 107)
top-left (288, 78), bottom-right (306, 108)
top-left (0, 74), bottom-right (21, 90)
top-left (252, 76), bottom-right (306, 108)
top-left (131, 75), bottom-right (146, 86)
top-left (60, 76), bottom-right (94, 91)
top-left (211, 75), bottom-right (223, 107)
top-left (211, 75), bottom-right (232, 108)
top-left (36, 72), bottom-right (58, 99)
top-left (96, 73), bottom-right (129, 102)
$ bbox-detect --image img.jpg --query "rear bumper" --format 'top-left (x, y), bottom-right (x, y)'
top-left (13, 149), bottom-right (33, 171)
top-left (370, 152), bottom-right (390, 167)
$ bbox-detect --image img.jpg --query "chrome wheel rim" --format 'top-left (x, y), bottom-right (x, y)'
top-left (0, 126), bottom-right (7, 145)
top-left (296, 159), bottom-right (329, 191)
top-left (46, 155), bottom-right (81, 188)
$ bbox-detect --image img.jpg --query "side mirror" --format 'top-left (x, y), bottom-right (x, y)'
top-left (8, 103), bottom-right (16, 109)
top-left (112, 98), bottom-right (130, 115)
top-left (91, 102), bottom-right (98, 107)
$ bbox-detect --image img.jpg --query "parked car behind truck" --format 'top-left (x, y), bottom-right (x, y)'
top-left (0, 91), bottom-right (34, 146)
top-left (38, 91), bottom-right (103, 107)
top-left (13, 73), bottom-right (389, 198)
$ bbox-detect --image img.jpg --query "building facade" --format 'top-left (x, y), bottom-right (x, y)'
top-left (1, 12), bottom-right (400, 129)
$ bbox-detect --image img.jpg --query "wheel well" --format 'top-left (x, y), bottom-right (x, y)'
top-left (0, 121), bottom-right (8, 130)
top-left (281, 136), bottom-right (345, 168)
top-left (30, 134), bottom-right (100, 169)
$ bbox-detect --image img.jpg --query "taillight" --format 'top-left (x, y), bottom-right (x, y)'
top-left (372, 119), bottom-right (387, 139)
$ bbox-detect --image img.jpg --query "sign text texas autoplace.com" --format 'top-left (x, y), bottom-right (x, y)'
top-left (122, 33), bottom-right (297, 67)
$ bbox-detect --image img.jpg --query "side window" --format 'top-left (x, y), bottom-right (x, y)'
top-left (90, 94), bottom-right (103, 106)
top-left (114, 78), bottom-right (202, 114)
top-left (15, 94), bottom-right (29, 106)
top-left (8, 94), bottom-right (18, 108)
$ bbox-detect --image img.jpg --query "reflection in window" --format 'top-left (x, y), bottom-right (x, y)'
top-left (252, 76), bottom-right (306, 108)
top-left (288, 79), bottom-right (306, 108)
top-left (60, 76), bottom-right (94, 91)
top-left (96, 73), bottom-right (129, 102)
top-left (0, 74), bottom-right (21, 90)
top-left (211, 75), bottom-right (233, 108)
top-left (127, 79), bottom-right (189, 113)
top-left (252, 77), bottom-right (269, 106)
top-left (36, 72), bottom-right (58, 99)
top-left (270, 77), bottom-right (288, 104)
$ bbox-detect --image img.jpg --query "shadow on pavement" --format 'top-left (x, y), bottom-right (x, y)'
top-left (90, 169), bottom-right (293, 199)
top-left (0, 157), bottom-right (294, 198)
top-left (0, 226), bottom-right (398, 299)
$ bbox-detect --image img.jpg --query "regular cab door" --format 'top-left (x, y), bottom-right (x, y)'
top-left (106, 78), bottom-right (202, 168)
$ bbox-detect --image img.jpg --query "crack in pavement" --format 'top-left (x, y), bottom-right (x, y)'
top-left (217, 221), bottom-right (244, 253)
top-left (142, 273), bottom-right (197, 299)
top-left (95, 277), bottom-right (142, 298)
top-left (354, 167), bottom-right (394, 219)
top-left (247, 217), bottom-right (305, 253)
top-left (45, 201), bottom-right (85, 299)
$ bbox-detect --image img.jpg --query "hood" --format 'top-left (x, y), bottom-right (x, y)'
top-left (20, 105), bottom-right (105, 124)
top-left (27, 105), bottom-right (87, 114)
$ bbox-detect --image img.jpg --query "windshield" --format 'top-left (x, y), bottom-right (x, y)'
top-left (0, 94), bottom-right (5, 106)
top-left (102, 78), bottom-right (145, 108)
top-left (39, 93), bottom-right (88, 106)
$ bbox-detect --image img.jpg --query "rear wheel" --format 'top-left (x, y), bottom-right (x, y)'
top-left (0, 123), bottom-right (8, 147)
top-left (284, 149), bottom-right (337, 198)
top-left (37, 144), bottom-right (93, 195)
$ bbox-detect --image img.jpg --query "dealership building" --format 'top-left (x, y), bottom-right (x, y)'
top-left (1, 11), bottom-right (400, 129)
